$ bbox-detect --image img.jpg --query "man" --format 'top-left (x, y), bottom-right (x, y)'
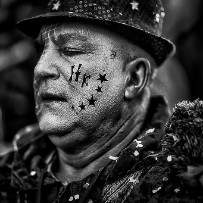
top-left (0, 0), bottom-right (178, 202)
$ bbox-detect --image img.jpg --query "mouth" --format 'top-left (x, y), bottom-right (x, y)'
top-left (40, 92), bottom-right (67, 103)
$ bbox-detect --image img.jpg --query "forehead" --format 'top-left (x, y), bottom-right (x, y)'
top-left (39, 22), bottom-right (129, 46)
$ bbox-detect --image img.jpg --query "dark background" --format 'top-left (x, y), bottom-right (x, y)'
top-left (0, 0), bottom-right (202, 153)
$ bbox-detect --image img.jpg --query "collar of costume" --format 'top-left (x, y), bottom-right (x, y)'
top-left (7, 96), bottom-right (170, 199)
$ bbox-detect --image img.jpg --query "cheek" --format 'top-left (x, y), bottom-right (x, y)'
top-left (33, 78), bottom-right (41, 116)
top-left (63, 60), bottom-right (125, 113)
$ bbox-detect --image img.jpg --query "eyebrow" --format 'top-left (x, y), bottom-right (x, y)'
top-left (50, 33), bottom-right (90, 47)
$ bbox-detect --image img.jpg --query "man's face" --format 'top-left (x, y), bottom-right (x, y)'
top-left (34, 22), bottom-right (128, 146)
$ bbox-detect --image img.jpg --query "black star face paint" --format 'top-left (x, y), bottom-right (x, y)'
top-left (96, 86), bottom-right (102, 93)
top-left (88, 95), bottom-right (97, 107)
top-left (110, 50), bottom-right (117, 59)
top-left (97, 74), bottom-right (108, 83)
top-left (79, 102), bottom-right (86, 111)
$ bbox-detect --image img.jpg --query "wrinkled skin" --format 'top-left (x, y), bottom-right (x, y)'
top-left (34, 23), bottom-right (132, 153)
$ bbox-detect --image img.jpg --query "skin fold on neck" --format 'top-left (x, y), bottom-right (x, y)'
top-left (53, 89), bottom-right (150, 183)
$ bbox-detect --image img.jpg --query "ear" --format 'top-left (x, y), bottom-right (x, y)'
top-left (125, 58), bottom-right (151, 100)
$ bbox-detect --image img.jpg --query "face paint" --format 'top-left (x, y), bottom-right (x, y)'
top-left (34, 23), bottom-right (127, 140)
top-left (79, 102), bottom-right (86, 111)
top-left (69, 64), bottom-right (82, 82)
top-left (110, 50), bottom-right (117, 59)
top-left (97, 73), bottom-right (108, 83)
top-left (88, 95), bottom-right (97, 107)
top-left (96, 86), bottom-right (102, 93)
top-left (81, 73), bottom-right (91, 88)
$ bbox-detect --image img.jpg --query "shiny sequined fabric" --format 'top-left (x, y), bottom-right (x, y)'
top-left (17, 0), bottom-right (175, 66)
top-left (46, 0), bottom-right (163, 36)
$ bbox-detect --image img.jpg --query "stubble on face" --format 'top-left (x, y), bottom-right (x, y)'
top-left (34, 23), bottom-right (129, 150)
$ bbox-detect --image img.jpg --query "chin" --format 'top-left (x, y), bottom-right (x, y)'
top-left (38, 113), bottom-right (75, 135)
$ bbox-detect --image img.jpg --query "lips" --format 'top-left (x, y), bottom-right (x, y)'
top-left (40, 92), bottom-right (67, 103)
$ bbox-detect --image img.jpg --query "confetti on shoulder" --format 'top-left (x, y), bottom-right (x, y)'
top-left (152, 187), bottom-right (162, 194)
top-left (133, 139), bottom-right (143, 148)
top-left (167, 155), bottom-right (172, 162)
top-left (109, 156), bottom-right (119, 161)
top-left (130, 1), bottom-right (139, 10)
top-left (52, 1), bottom-right (61, 11)
top-left (145, 128), bottom-right (155, 135)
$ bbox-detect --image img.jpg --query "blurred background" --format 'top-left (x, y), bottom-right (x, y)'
top-left (0, 0), bottom-right (203, 154)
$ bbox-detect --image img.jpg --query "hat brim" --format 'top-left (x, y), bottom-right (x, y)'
top-left (17, 12), bottom-right (175, 66)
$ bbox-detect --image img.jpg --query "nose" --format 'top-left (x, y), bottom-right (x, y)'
top-left (34, 49), bottom-right (60, 83)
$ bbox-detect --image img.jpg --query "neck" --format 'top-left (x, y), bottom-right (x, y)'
top-left (54, 91), bottom-right (150, 183)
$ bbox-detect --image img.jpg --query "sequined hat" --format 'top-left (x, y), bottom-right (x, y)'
top-left (17, 0), bottom-right (175, 66)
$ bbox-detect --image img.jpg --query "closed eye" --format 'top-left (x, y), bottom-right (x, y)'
top-left (59, 47), bottom-right (85, 57)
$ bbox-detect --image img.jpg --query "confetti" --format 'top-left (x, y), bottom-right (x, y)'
top-left (134, 150), bottom-right (139, 157)
top-left (163, 177), bottom-right (168, 182)
top-left (130, 1), bottom-right (139, 10)
top-left (52, 1), bottom-right (61, 11)
top-left (152, 187), bottom-right (162, 193)
top-left (129, 176), bottom-right (139, 184)
top-left (174, 188), bottom-right (181, 193)
top-left (74, 194), bottom-right (80, 200)
top-left (145, 128), bottom-right (155, 135)
top-left (133, 139), bottom-right (143, 148)
top-left (109, 156), bottom-right (119, 161)
top-left (167, 155), bottom-right (172, 162)
top-left (30, 171), bottom-right (36, 176)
